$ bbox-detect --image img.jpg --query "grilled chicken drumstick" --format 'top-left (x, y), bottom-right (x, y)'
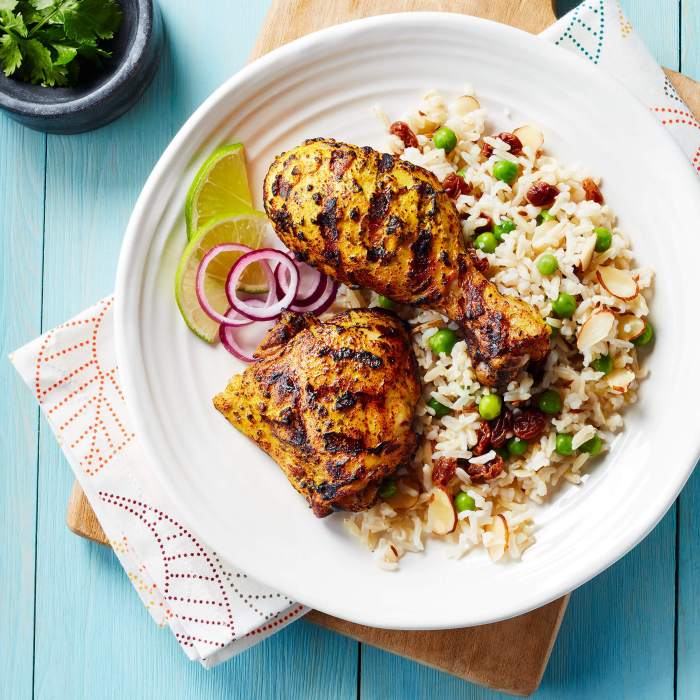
top-left (263, 138), bottom-right (550, 387)
top-left (213, 309), bottom-right (420, 517)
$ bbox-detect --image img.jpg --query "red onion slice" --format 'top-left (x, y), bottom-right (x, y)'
top-left (196, 243), bottom-right (275, 325)
top-left (275, 259), bottom-right (326, 307)
top-left (290, 278), bottom-right (339, 314)
top-left (227, 249), bottom-right (299, 320)
top-left (219, 303), bottom-right (269, 362)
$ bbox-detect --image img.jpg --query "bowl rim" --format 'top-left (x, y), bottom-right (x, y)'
top-left (114, 11), bottom-right (700, 629)
top-left (0, 0), bottom-right (155, 116)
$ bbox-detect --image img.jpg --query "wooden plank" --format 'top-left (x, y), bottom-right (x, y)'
top-left (681, 0), bottom-right (700, 81)
top-left (677, 3), bottom-right (700, 695)
top-left (678, 470), bottom-right (700, 700)
top-left (0, 113), bottom-right (45, 700)
top-left (250, 0), bottom-right (557, 59)
top-left (33, 1), bottom-right (356, 699)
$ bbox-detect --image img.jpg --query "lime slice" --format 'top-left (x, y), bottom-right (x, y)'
top-left (185, 143), bottom-right (253, 240)
top-left (175, 211), bottom-right (270, 342)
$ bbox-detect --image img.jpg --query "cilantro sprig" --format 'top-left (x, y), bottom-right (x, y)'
top-left (0, 0), bottom-right (122, 87)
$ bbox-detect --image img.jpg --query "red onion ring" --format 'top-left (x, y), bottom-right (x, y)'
top-left (196, 243), bottom-right (276, 325)
top-left (219, 303), bottom-right (267, 362)
top-left (290, 278), bottom-right (339, 314)
top-left (226, 249), bottom-right (299, 321)
top-left (274, 259), bottom-right (326, 308)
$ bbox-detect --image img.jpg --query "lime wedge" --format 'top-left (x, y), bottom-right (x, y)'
top-left (175, 211), bottom-right (270, 343)
top-left (185, 143), bottom-right (253, 240)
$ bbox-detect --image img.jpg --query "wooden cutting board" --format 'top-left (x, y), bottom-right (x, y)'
top-left (66, 0), bottom-right (700, 695)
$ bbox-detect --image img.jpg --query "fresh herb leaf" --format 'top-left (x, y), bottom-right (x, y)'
top-left (60, 0), bottom-right (121, 42)
top-left (1, 8), bottom-right (28, 36)
top-left (0, 33), bottom-right (21, 74)
top-left (0, 0), bottom-right (121, 86)
top-left (50, 41), bottom-right (74, 64)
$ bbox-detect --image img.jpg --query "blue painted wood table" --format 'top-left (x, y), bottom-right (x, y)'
top-left (2, 1), bottom-right (699, 697)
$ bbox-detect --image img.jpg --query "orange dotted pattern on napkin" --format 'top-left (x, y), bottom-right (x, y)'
top-left (33, 298), bottom-right (135, 476)
top-left (652, 107), bottom-right (700, 173)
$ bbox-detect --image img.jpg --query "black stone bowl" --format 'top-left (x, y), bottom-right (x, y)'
top-left (0, 0), bottom-right (163, 134)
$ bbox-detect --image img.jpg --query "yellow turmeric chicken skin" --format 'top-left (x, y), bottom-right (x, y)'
top-left (263, 138), bottom-right (550, 387)
top-left (213, 309), bottom-right (420, 517)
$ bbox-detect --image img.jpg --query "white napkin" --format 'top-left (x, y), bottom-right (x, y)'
top-left (10, 0), bottom-right (699, 669)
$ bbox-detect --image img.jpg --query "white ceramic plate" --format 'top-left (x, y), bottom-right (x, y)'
top-left (115, 13), bottom-right (700, 629)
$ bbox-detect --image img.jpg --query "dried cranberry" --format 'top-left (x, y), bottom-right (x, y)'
top-left (432, 457), bottom-right (456, 488)
top-left (512, 409), bottom-right (549, 441)
top-left (489, 409), bottom-right (513, 448)
top-left (472, 422), bottom-right (492, 456)
top-left (526, 181), bottom-right (560, 207)
top-left (442, 173), bottom-right (471, 199)
top-left (582, 177), bottom-right (604, 204)
top-left (480, 141), bottom-right (494, 160)
top-left (495, 132), bottom-right (523, 156)
top-left (389, 121), bottom-right (419, 149)
top-left (466, 455), bottom-right (504, 482)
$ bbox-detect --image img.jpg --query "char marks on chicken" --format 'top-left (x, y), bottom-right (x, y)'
top-left (263, 138), bottom-right (551, 387)
top-left (213, 308), bottom-right (420, 517)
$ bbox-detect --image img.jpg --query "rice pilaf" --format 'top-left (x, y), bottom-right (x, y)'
top-left (327, 88), bottom-right (653, 569)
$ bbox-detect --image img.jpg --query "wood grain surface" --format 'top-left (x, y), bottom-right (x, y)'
top-left (63, 0), bottom-right (700, 696)
top-left (4, 0), bottom-right (691, 698)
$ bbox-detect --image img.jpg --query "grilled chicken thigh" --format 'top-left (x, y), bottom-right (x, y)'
top-left (263, 138), bottom-right (550, 387)
top-left (213, 309), bottom-right (420, 517)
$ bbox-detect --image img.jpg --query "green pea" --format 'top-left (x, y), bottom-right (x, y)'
top-left (429, 328), bottom-right (458, 355)
top-left (457, 167), bottom-right (467, 178)
top-left (493, 217), bottom-right (516, 242)
top-left (475, 232), bottom-right (498, 254)
top-left (376, 295), bottom-right (395, 310)
top-left (555, 433), bottom-right (574, 456)
top-left (493, 160), bottom-right (519, 184)
top-left (433, 126), bottom-right (457, 153)
top-left (507, 437), bottom-right (528, 457)
top-left (478, 394), bottom-right (502, 420)
top-left (594, 226), bottom-right (612, 253)
top-left (455, 491), bottom-right (476, 513)
top-left (546, 320), bottom-right (559, 338)
top-left (428, 397), bottom-right (451, 418)
top-left (552, 292), bottom-right (577, 318)
top-left (592, 355), bottom-right (613, 375)
top-left (536, 253), bottom-right (559, 276)
top-left (495, 446), bottom-right (510, 460)
top-left (633, 321), bottom-right (654, 347)
top-left (538, 389), bottom-right (562, 415)
top-left (379, 479), bottom-right (397, 499)
top-left (580, 434), bottom-right (603, 456)
top-left (537, 209), bottom-right (555, 224)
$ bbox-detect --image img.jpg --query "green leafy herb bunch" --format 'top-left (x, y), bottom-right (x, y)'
top-left (0, 0), bottom-right (122, 87)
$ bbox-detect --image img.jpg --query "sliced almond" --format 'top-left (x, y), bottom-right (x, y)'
top-left (577, 311), bottom-right (615, 351)
top-left (384, 479), bottom-right (421, 511)
top-left (532, 221), bottom-right (565, 253)
top-left (578, 235), bottom-right (597, 272)
top-left (454, 95), bottom-right (480, 116)
top-left (427, 488), bottom-right (457, 535)
top-left (485, 514), bottom-right (510, 562)
top-left (607, 368), bottom-right (635, 394)
top-left (513, 125), bottom-right (544, 153)
top-left (596, 266), bottom-right (639, 301)
top-left (617, 314), bottom-right (646, 341)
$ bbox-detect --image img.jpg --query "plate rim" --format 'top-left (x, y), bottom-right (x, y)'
top-left (115, 11), bottom-right (700, 629)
